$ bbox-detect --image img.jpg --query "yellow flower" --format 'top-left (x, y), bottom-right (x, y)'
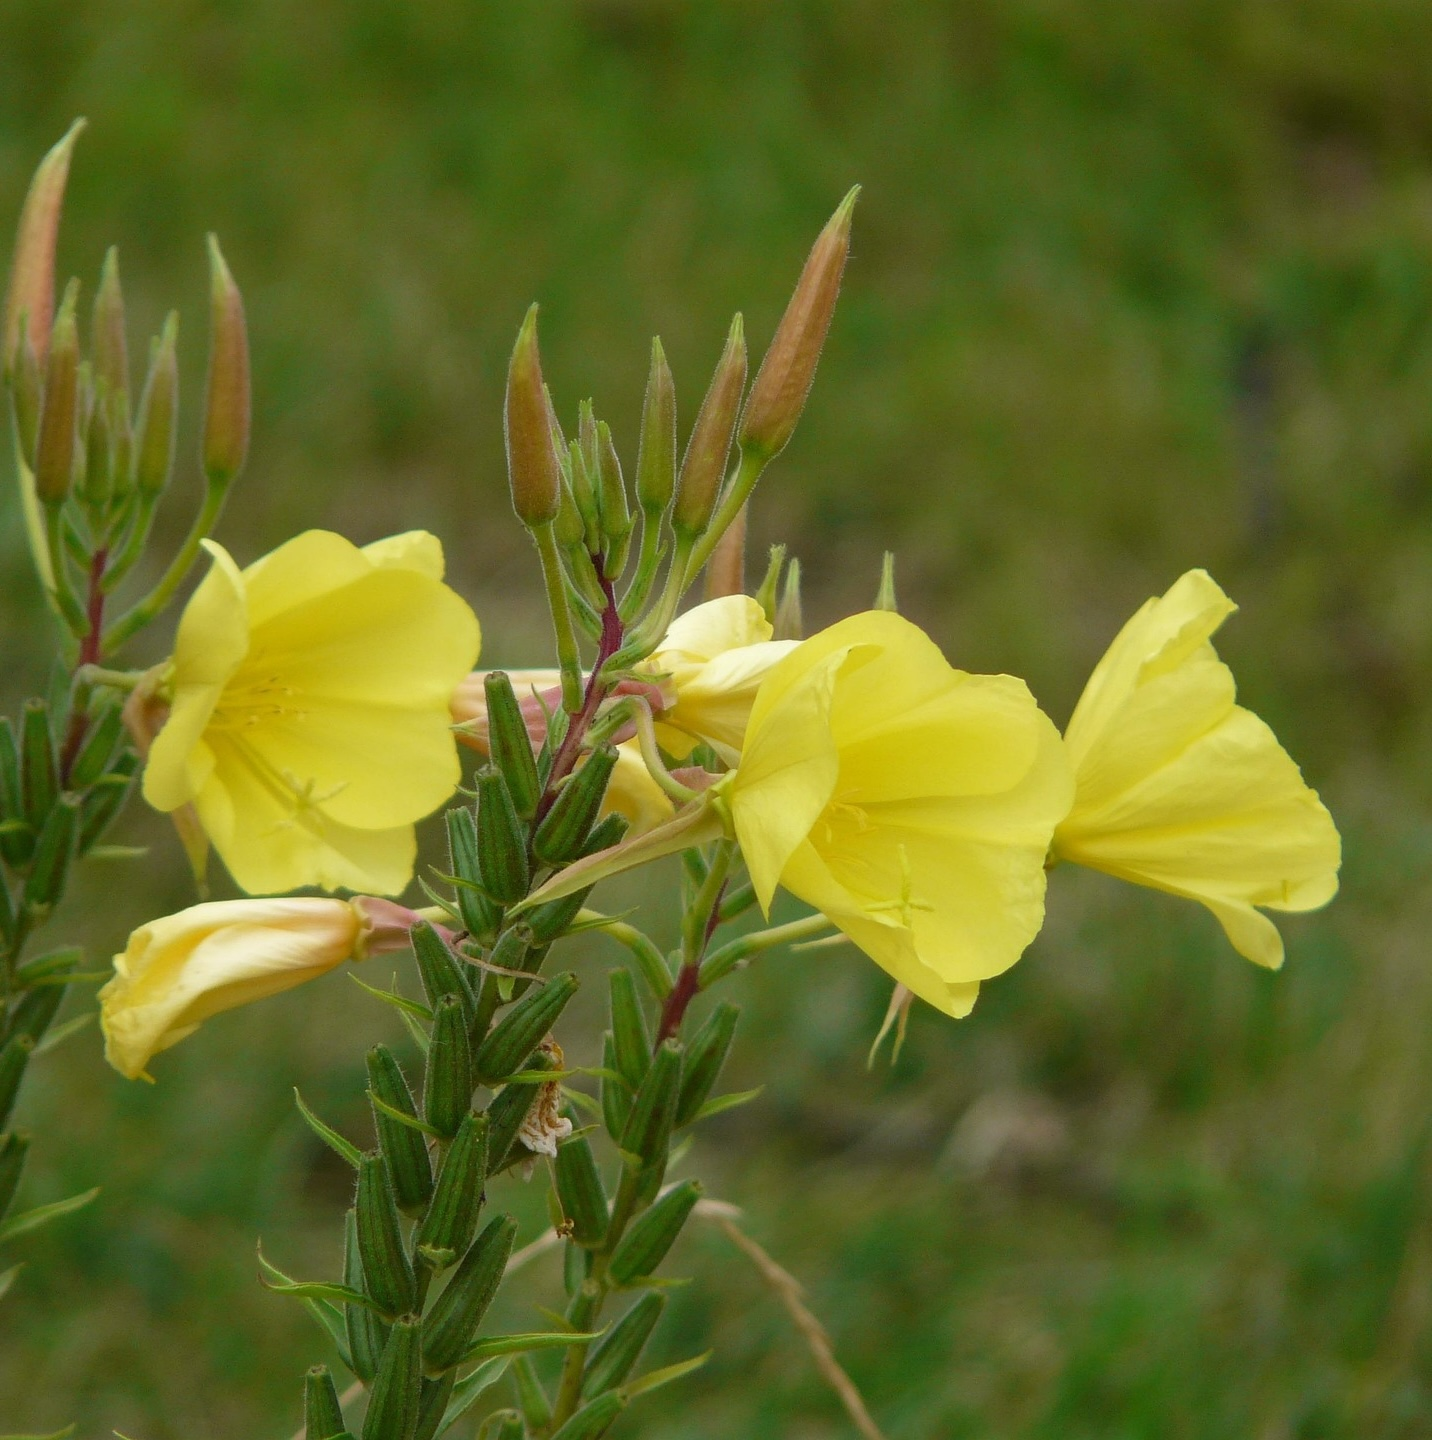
top-left (729, 611), bottom-right (1073, 1017)
top-left (1051, 569), bottom-right (1340, 968)
top-left (144, 530), bottom-right (481, 896)
top-left (100, 895), bottom-right (406, 1079)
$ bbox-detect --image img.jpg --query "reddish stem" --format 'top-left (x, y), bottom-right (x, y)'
top-left (656, 875), bottom-right (728, 1045)
top-left (59, 547), bottom-right (108, 783)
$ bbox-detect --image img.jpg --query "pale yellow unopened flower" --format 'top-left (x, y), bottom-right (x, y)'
top-left (143, 529), bottom-right (481, 896)
top-left (100, 895), bottom-right (414, 1080)
top-left (730, 611), bottom-right (1074, 1017)
top-left (1051, 569), bottom-right (1340, 968)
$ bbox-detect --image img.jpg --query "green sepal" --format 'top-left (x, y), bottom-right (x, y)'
top-left (475, 767), bottom-right (529, 904)
top-left (0, 718), bottom-right (30, 868)
top-left (66, 703), bottom-right (124, 789)
top-left (19, 701), bottom-right (56, 832)
top-left (554, 1132), bottom-right (608, 1247)
top-left (532, 747), bottom-right (617, 867)
top-left (363, 1315), bottom-right (422, 1440)
top-left (366, 1048), bottom-right (434, 1214)
top-left (415, 1110), bottom-right (487, 1265)
top-left (445, 808), bottom-right (500, 942)
top-left (424, 996), bottom-right (474, 1140)
top-left (675, 1002), bottom-right (739, 1127)
top-left (473, 972), bottom-right (578, 1086)
top-left (0, 1132), bottom-right (30, 1218)
top-left (0, 1036), bottom-right (33, 1132)
top-left (600, 1034), bottom-right (631, 1142)
top-left (356, 1151), bottom-right (417, 1318)
top-left (304, 1363), bottom-right (346, 1440)
top-left (549, 1391), bottom-right (626, 1440)
top-left (22, 792), bottom-right (79, 915)
top-left (608, 1179), bottom-right (702, 1287)
top-left (343, 1208), bottom-right (389, 1383)
top-left (582, 1292), bottom-right (665, 1398)
top-left (607, 968), bottom-right (650, 1093)
top-left (485, 672), bottom-right (542, 819)
top-left (421, 1213), bottom-right (517, 1373)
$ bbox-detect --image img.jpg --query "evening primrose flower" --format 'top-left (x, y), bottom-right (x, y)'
top-left (143, 530), bottom-right (480, 896)
top-left (99, 895), bottom-right (419, 1079)
top-left (1051, 569), bottom-right (1340, 968)
top-left (729, 611), bottom-right (1074, 1017)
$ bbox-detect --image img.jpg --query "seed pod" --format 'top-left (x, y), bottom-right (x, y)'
top-left (470, 922), bottom-right (536, 1039)
top-left (133, 314), bottom-right (178, 496)
top-left (6, 971), bottom-right (69, 1047)
top-left (343, 1209), bottom-right (389, 1383)
top-left (356, 1151), bottom-right (417, 1318)
top-left (578, 812), bottom-right (628, 859)
top-left (66, 703), bottom-right (123, 789)
top-left (412, 921), bottom-right (475, 1027)
top-left (484, 1052), bottom-right (549, 1175)
top-left (474, 767), bottom-right (528, 905)
top-left (582, 1292), bottom-right (666, 1397)
top-left (362, 1315), bottom-right (422, 1440)
top-left (619, 1038), bottom-right (682, 1171)
top-left (473, 972), bottom-right (578, 1086)
top-left (33, 279), bottom-right (79, 506)
top-left (675, 1001), bottom-right (739, 1127)
top-left (673, 314), bottom-right (746, 540)
top-left (608, 969), bottom-right (650, 1093)
top-left (531, 747), bottom-right (617, 867)
top-left (78, 750), bottom-right (136, 854)
top-left (485, 672), bottom-right (542, 819)
top-left (201, 234), bottom-right (250, 489)
top-left (445, 807), bottom-right (501, 944)
top-left (366, 1046), bottom-right (433, 1216)
top-left (0, 718), bottom-right (30, 868)
top-left (526, 886), bottom-right (593, 947)
top-left (20, 700), bottom-right (57, 831)
top-left (421, 1213), bottom-right (517, 1372)
top-left (480, 1413), bottom-right (525, 1440)
top-left (600, 1033), bottom-right (631, 1142)
top-left (0, 1035), bottom-right (33, 1132)
top-left (608, 1179), bottom-right (702, 1286)
top-left (0, 1131), bottom-right (30, 1218)
top-left (304, 1364), bottom-right (346, 1440)
top-left (549, 1392), bottom-right (626, 1440)
top-left (554, 1133), bottom-right (608, 1247)
top-left (424, 996), bottom-right (474, 1140)
top-left (412, 1370), bottom-right (456, 1440)
top-left (504, 305), bottom-right (562, 528)
top-left (23, 792), bottom-right (79, 915)
top-left (415, 1111), bottom-right (487, 1264)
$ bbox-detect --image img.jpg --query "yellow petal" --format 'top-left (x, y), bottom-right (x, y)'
top-left (659, 595), bottom-right (774, 662)
top-left (361, 529), bottom-right (446, 578)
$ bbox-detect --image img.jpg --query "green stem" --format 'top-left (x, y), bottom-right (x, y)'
top-left (534, 522), bottom-right (585, 714)
top-left (99, 490), bottom-right (160, 593)
top-left (682, 449), bottom-right (767, 590)
top-left (698, 912), bottom-right (834, 989)
top-left (617, 512), bottom-right (666, 623)
top-left (631, 704), bottom-right (700, 806)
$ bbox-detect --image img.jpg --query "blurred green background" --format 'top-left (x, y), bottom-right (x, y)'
top-left (2, 1), bottom-right (1431, 1435)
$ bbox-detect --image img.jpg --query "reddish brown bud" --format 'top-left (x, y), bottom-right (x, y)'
top-left (504, 304), bottom-right (562, 528)
top-left (33, 280), bottom-right (80, 506)
top-left (3, 119), bottom-right (85, 380)
top-left (739, 186), bottom-right (858, 464)
top-left (672, 313), bottom-right (746, 539)
top-left (201, 235), bottom-right (250, 488)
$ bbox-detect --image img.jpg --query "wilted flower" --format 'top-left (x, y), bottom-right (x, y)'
top-left (1051, 569), bottom-right (1340, 968)
top-left (142, 530), bottom-right (480, 896)
top-left (729, 611), bottom-right (1073, 1016)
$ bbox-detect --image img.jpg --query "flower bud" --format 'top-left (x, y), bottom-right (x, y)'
top-left (415, 1110), bottom-right (487, 1264)
top-left (582, 1292), bottom-right (665, 1398)
top-left (133, 314), bottom-right (179, 496)
top-left (485, 672), bottom-right (542, 819)
top-left (473, 971), bottom-right (578, 1085)
top-left (82, 376), bottom-right (114, 512)
top-left (11, 320), bottom-right (42, 467)
top-left (304, 1364), bottom-right (346, 1440)
top-left (356, 1150), bottom-right (417, 1318)
top-left (532, 746), bottom-right (618, 866)
top-left (636, 338), bottom-right (676, 518)
top-left (3, 118), bottom-right (84, 379)
top-left (0, 1132), bottom-right (30, 1220)
top-left (33, 278), bottom-right (80, 506)
top-left (672, 314), bottom-right (746, 539)
top-left (424, 995), bottom-right (475, 1140)
top-left (550, 1394), bottom-right (626, 1440)
top-left (484, 1051), bottom-right (548, 1175)
top-left (596, 419), bottom-right (632, 577)
top-left (421, 1213), bottom-right (517, 1372)
top-left (675, 1001), bottom-right (739, 1127)
top-left (475, 767), bottom-right (529, 905)
top-left (363, 1315), bottom-right (422, 1440)
top-left (505, 305), bottom-right (562, 528)
top-left (366, 1046), bottom-right (433, 1216)
top-left (608, 1178), bottom-right (702, 1286)
top-left (343, 1209), bottom-right (389, 1384)
top-left (446, 807), bottom-right (501, 944)
top-left (600, 1032), bottom-right (630, 1141)
top-left (774, 556), bottom-right (804, 641)
top-left (608, 968), bottom-right (650, 1093)
top-left (618, 1037), bottom-right (682, 1188)
top-left (739, 187), bottom-right (858, 464)
top-left (554, 1132), bottom-right (608, 1246)
top-left (23, 792), bottom-right (79, 918)
top-left (19, 699), bottom-right (57, 832)
top-left (92, 246), bottom-right (129, 403)
top-left (201, 235), bottom-right (249, 488)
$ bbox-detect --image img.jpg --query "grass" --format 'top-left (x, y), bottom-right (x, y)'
top-left (1, 2), bottom-right (1431, 1434)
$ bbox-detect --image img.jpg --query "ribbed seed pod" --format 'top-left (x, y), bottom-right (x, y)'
top-left (474, 767), bottom-right (529, 904)
top-left (356, 1152), bottom-right (417, 1318)
top-left (0, 1035), bottom-right (33, 1132)
top-left (66, 704), bottom-right (123, 789)
top-left (19, 700), bottom-right (56, 831)
top-left (675, 1002), bottom-right (739, 1127)
top-left (608, 969), bottom-right (650, 1093)
top-left (304, 1364), bottom-right (346, 1440)
top-left (78, 751), bottom-right (137, 854)
top-left (618, 1038), bottom-right (681, 1171)
top-left (415, 1111), bottom-right (487, 1264)
top-left (424, 996), bottom-right (474, 1140)
top-left (412, 921), bottom-right (475, 1032)
top-left (600, 1034), bottom-right (631, 1141)
top-left (0, 718), bottom-right (31, 868)
top-left (526, 886), bottom-right (593, 947)
top-left (0, 1131), bottom-right (30, 1217)
top-left (343, 1209), bottom-right (389, 1383)
top-left (578, 812), bottom-right (628, 858)
top-left (421, 1213), bottom-right (517, 1372)
top-left (484, 1053), bottom-right (549, 1176)
top-left (582, 1292), bottom-right (666, 1397)
top-left (554, 1134), bottom-right (608, 1247)
top-left (531, 748), bottom-right (617, 866)
top-left (366, 1046), bottom-right (433, 1216)
top-left (446, 808), bottom-right (500, 943)
top-left (549, 1392), bottom-right (626, 1440)
top-left (473, 972), bottom-right (578, 1086)
top-left (22, 793), bottom-right (79, 915)
top-left (412, 1370), bottom-right (457, 1440)
top-left (485, 672), bottom-right (542, 819)
top-left (608, 1179), bottom-right (702, 1286)
top-left (362, 1315), bottom-right (422, 1440)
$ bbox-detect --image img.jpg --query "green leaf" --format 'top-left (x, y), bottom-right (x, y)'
top-left (456, 1330), bottom-right (604, 1365)
top-left (349, 973), bottom-right (433, 1022)
top-left (436, 1357), bottom-right (511, 1436)
top-left (369, 1089), bottom-right (444, 1140)
top-left (398, 1005), bottom-right (431, 1055)
top-left (301, 1295), bottom-right (355, 1373)
top-left (256, 1245), bottom-right (383, 1315)
top-left (0, 1426), bottom-right (76, 1439)
top-left (293, 1088), bottom-right (363, 1168)
top-left (0, 1188), bottom-right (99, 1246)
top-left (0, 1263), bottom-right (23, 1301)
top-left (622, 1350), bottom-right (711, 1398)
top-left (561, 1087), bottom-right (603, 1119)
top-left (32, 1010), bottom-right (94, 1056)
top-left (85, 844), bottom-right (148, 860)
top-left (692, 1087), bottom-right (763, 1123)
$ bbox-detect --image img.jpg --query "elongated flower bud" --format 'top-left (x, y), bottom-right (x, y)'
top-left (596, 419), bottom-right (632, 577)
top-left (672, 314), bottom-right (746, 539)
top-left (505, 305), bottom-right (561, 528)
top-left (415, 1110), bottom-right (487, 1264)
top-left (201, 235), bottom-right (249, 488)
top-left (739, 187), bottom-right (858, 464)
top-left (582, 1292), bottom-right (665, 1397)
top-left (554, 1132), bottom-right (608, 1246)
top-left (3, 118), bottom-right (84, 378)
top-left (608, 968), bottom-right (650, 1092)
top-left (23, 792), bottom-right (79, 918)
top-left (363, 1316), bottom-right (422, 1440)
top-left (92, 246), bottom-right (129, 402)
top-left (485, 672), bottom-right (542, 819)
top-left (366, 1046), bottom-right (433, 1216)
top-left (132, 313), bottom-right (180, 496)
top-left (421, 1213), bottom-right (517, 1372)
top-left (356, 1150), bottom-right (417, 1318)
top-left (343, 1209), bottom-right (388, 1384)
top-left (532, 746), bottom-right (618, 866)
top-left (475, 767), bottom-right (529, 905)
top-left (33, 279), bottom-right (80, 506)
top-left (636, 338), bottom-right (676, 518)
top-left (11, 321), bottom-right (42, 466)
top-left (473, 971), bottom-right (578, 1085)
top-left (675, 1001), bottom-right (739, 1127)
top-left (82, 379), bottom-right (114, 511)
top-left (304, 1365), bottom-right (346, 1440)
top-left (608, 1178), bottom-right (702, 1285)
top-left (618, 1038), bottom-right (682, 1197)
